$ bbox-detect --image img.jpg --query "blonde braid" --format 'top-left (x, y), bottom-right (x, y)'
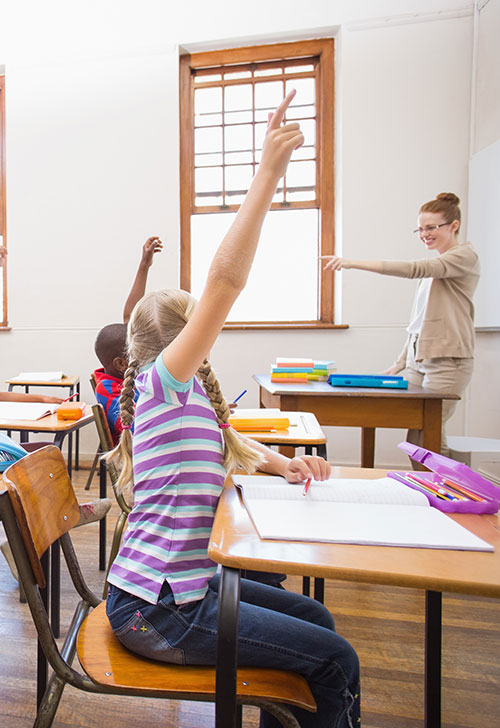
top-left (197, 359), bottom-right (264, 475)
top-left (105, 359), bottom-right (140, 502)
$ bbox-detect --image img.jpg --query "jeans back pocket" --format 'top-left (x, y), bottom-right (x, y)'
top-left (113, 609), bottom-right (185, 665)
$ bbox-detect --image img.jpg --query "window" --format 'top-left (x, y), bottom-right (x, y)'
top-left (0, 75), bottom-right (6, 328)
top-left (179, 39), bottom-right (338, 328)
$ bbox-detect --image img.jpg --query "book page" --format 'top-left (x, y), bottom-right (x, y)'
top-left (245, 500), bottom-right (494, 551)
top-left (11, 371), bottom-right (64, 381)
top-left (233, 475), bottom-right (429, 507)
top-left (0, 403), bottom-right (57, 421)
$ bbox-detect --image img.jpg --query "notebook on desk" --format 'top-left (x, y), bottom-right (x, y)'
top-left (328, 374), bottom-right (409, 389)
top-left (0, 402), bottom-right (59, 421)
top-left (10, 371), bottom-right (65, 382)
top-left (232, 474), bottom-right (494, 551)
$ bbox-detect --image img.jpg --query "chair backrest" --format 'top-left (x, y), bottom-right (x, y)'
top-left (89, 372), bottom-right (97, 393)
top-left (91, 403), bottom-right (131, 514)
top-left (2, 446), bottom-right (80, 587)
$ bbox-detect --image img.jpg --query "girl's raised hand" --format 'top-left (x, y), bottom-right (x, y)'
top-left (260, 89), bottom-right (304, 180)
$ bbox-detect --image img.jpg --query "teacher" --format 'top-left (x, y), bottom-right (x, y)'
top-left (322, 193), bottom-right (480, 455)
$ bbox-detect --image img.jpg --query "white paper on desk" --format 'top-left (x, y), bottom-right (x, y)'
top-left (232, 475), bottom-right (494, 551)
top-left (245, 501), bottom-right (493, 551)
top-left (11, 371), bottom-right (64, 381)
top-left (0, 402), bottom-right (58, 421)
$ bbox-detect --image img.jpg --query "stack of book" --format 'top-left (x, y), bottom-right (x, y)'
top-left (270, 358), bottom-right (336, 384)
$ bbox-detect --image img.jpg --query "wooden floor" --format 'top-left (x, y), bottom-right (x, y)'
top-left (1, 466), bottom-right (500, 727)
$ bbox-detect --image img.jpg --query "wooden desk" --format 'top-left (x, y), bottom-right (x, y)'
top-left (236, 410), bottom-right (327, 458)
top-left (209, 466), bottom-right (500, 728)
top-left (254, 374), bottom-right (459, 467)
top-left (0, 408), bottom-right (98, 637)
top-left (6, 375), bottom-right (82, 469)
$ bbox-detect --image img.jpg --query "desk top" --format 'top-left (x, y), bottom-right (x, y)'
top-left (0, 405), bottom-right (94, 432)
top-left (238, 411), bottom-right (326, 445)
top-left (478, 462), bottom-right (500, 487)
top-left (209, 466), bottom-right (500, 598)
top-left (253, 374), bottom-right (460, 400)
top-left (5, 375), bottom-right (80, 387)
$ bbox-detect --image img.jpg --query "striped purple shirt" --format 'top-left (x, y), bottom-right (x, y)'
top-left (107, 353), bottom-right (225, 605)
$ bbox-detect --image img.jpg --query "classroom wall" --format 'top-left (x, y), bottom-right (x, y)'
top-left (468, 0), bottom-right (500, 440)
top-left (0, 0), bottom-right (497, 466)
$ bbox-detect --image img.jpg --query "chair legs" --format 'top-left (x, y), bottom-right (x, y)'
top-left (85, 448), bottom-right (102, 490)
top-left (102, 510), bottom-right (129, 599)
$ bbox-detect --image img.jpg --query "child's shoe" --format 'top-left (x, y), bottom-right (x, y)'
top-left (75, 498), bottom-right (112, 527)
top-left (1, 539), bottom-right (18, 582)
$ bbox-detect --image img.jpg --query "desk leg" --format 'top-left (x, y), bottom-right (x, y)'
top-left (99, 459), bottom-right (107, 571)
top-left (75, 382), bottom-right (80, 470)
top-left (216, 566), bottom-right (241, 728)
top-left (67, 433), bottom-right (73, 479)
top-left (361, 428), bottom-right (375, 468)
top-left (422, 400), bottom-right (442, 456)
top-left (425, 590), bottom-right (442, 728)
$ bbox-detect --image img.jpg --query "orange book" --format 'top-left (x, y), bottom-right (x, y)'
top-left (270, 376), bottom-right (308, 384)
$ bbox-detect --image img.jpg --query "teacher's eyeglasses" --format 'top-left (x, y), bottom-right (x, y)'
top-left (413, 222), bottom-right (452, 235)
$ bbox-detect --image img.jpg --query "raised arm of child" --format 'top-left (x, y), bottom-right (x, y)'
top-left (123, 236), bottom-right (163, 323)
top-left (163, 90), bottom-right (303, 383)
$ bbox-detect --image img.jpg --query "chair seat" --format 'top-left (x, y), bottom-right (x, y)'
top-left (77, 602), bottom-right (316, 711)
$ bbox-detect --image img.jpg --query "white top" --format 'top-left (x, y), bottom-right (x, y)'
top-left (407, 278), bottom-right (432, 335)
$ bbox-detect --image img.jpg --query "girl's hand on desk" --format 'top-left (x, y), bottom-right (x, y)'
top-left (283, 455), bottom-right (331, 484)
top-left (40, 395), bottom-right (64, 404)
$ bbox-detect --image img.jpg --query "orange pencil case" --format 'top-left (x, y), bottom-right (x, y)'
top-left (57, 402), bottom-right (86, 421)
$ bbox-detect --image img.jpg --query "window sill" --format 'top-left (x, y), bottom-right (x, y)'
top-left (222, 323), bottom-right (349, 331)
top-left (0, 326), bottom-right (11, 332)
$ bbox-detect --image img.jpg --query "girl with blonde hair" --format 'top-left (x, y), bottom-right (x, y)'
top-left (105, 91), bottom-right (360, 728)
top-left (322, 192), bottom-right (480, 455)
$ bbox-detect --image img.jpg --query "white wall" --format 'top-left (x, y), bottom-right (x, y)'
top-left (1, 0), bottom-right (497, 466)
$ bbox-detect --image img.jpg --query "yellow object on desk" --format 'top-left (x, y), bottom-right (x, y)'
top-left (57, 402), bottom-right (86, 421)
top-left (228, 408), bottom-right (290, 432)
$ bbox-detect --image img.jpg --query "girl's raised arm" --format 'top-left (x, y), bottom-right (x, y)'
top-left (164, 90), bottom-right (303, 382)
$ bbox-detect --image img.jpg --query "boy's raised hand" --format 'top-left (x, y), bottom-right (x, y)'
top-left (141, 236), bottom-right (163, 268)
top-left (260, 89), bottom-right (304, 180)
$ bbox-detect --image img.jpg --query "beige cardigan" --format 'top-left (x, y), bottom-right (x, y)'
top-left (380, 243), bottom-right (480, 366)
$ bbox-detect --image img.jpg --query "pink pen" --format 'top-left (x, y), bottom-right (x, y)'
top-left (302, 478), bottom-right (312, 496)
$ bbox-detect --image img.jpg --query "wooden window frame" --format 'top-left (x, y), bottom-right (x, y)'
top-left (179, 39), bottom-right (343, 330)
top-left (0, 75), bottom-right (7, 330)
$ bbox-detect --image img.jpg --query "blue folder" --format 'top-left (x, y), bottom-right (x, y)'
top-left (328, 374), bottom-right (409, 389)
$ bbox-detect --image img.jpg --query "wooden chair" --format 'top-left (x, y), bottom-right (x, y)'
top-left (0, 446), bottom-right (315, 728)
top-left (84, 374), bottom-right (101, 490)
top-left (91, 403), bottom-right (131, 597)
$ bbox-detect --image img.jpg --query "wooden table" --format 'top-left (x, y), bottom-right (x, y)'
top-left (254, 374), bottom-right (459, 467)
top-left (6, 375), bottom-right (82, 469)
top-left (209, 466), bottom-right (500, 728)
top-left (0, 407), bottom-right (99, 636)
top-left (235, 410), bottom-right (327, 458)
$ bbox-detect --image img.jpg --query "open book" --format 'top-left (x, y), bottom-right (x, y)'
top-left (0, 402), bottom-right (59, 421)
top-left (10, 371), bottom-right (65, 382)
top-left (232, 475), bottom-right (494, 552)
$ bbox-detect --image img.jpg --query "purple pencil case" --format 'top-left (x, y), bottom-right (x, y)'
top-left (387, 441), bottom-right (500, 514)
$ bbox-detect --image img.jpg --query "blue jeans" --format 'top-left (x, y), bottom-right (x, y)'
top-left (107, 576), bottom-right (360, 727)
